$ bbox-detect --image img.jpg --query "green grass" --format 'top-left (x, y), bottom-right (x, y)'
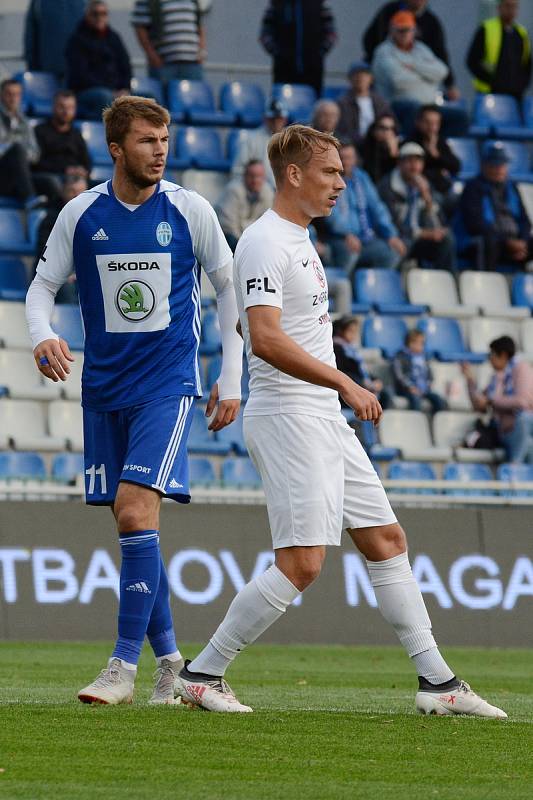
top-left (0, 643), bottom-right (532, 800)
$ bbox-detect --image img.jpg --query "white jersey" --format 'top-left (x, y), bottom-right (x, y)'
top-left (234, 209), bottom-right (341, 419)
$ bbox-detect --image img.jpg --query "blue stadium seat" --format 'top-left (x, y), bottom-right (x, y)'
top-left (189, 456), bottom-right (216, 486)
top-left (0, 209), bottom-right (34, 255)
top-left (272, 83), bottom-right (316, 123)
top-left (522, 96), bottom-right (533, 130)
top-left (200, 308), bottom-right (221, 355)
top-left (226, 128), bottom-right (251, 167)
top-left (17, 70), bottom-right (59, 116)
top-left (388, 461), bottom-right (437, 495)
top-left (470, 94), bottom-right (523, 138)
top-left (221, 456), bottom-right (261, 488)
top-left (90, 165), bottom-right (113, 184)
top-left (446, 138), bottom-right (480, 180)
top-left (487, 139), bottom-right (533, 182)
top-left (188, 406), bottom-right (231, 455)
top-left (216, 408), bottom-right (247, 455)
top-left (0, 257), bottom-right (28, 301)
top-left (511, 274), bottom-right (533, 310)
top-left (0, 196), bottom-right (23, 209)
top-left (130, 76), bottom-right (164, 105)
top-left (167, 80), bottom-right (235, 126)
top-left (354, 269), bottom-right (426, 315)
top-left (51, 304), bottom-right (84, 351)
top-left (443, 462), bottom-right (493, 496)
top-left (79, 122), bottom-right (112, 166)
top-left (497, 462), bottom-right (533, 497)
top-left (52, 452), bottom-right (84, 483)
top-left (205, 354), bottom-right (249, 401)
top-left (0, 451), bottom-right (46, 480)
top-left (220, 82), bottom-right (265, 128)
top-left (361, 315), bottom-right (407, 359)
top-left (176, 127), bottom-right (230, 171)
top-left (416, 317), bottom-right (485, 363)
top-left (321, 85), bottom-right (346, 101)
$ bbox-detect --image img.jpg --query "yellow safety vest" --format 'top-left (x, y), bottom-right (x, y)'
top-left (473, 16), bottom-right (531, 93)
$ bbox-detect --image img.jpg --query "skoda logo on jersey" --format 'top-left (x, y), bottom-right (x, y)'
top-left (156, 221), bottom-right (172, 247)
top-left (116, 281), bottom-right (156, 322)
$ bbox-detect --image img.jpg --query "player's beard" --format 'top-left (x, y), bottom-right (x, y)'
top-left (122, 153), bottom-right (162, 189)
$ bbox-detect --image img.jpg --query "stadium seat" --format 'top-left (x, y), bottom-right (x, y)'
top-left (520, 318), bottom-right (533, 357)
top-left (189, 456), bottom-right (216, 486)
top-left (468, 317), bottom-right (521, 355)
top-left (62, 352), bottom-right (83, 400)
top-left (272, 83), bottom-right (316, 124)
top-left (48, 400), bottom-right (84, 451)
top-left (407, 269), bottom-right (477, 318)
top-left (176, 127), bottom-right (230, 171)
top-left (226, 128), bottom-right (251, 167)
top-left (459, 271), bottom-right (530, 319)
top-left (417, 317), bottom-right (485, 362)
top-left (321, 85), bottom-right (346, 101)
top-left (446, 138), bottom-right (480, 181)
top-left (0, 451), bottom-right (47, 481)
top-left (443, 462), bottom-right (493, 496)
top-left (0, 349), bottom-right (61, 400)
top-left (188, 405), bottom-right (231, 455)
top-left (430, 362), bottom-right (471, 410)
top-left (433, 410), bottom-right (505, 463)
top-left (216, 408), bottom-right (247, 455)
top-left (387, 461), bottom-right (437, 495)
top-left (378, 410), bottom-right (452, 461)
top-left (470, 94), bottom-right (523, 138)
top-left (0, 399), bottom-right (65, 450)
top-left (167, 80), bottom-right (235, 126)
top-left (361, 316), bottom-right (407, 359)
top-left (205, 354), bottom-right (249, 401)
top-left (130, 76), bottom-right (164, 105)
top-left (17, 70), bottom-right (59, 116)
top-left (51, 305), bottom-right (84, 351)
top-left (90, 165), bottom-right (113, 184)
top-left (221, 456), bottom-right (261, 488)
top-left (0, 196), bottom-right (23, 209)
top-left (497, 462), bottom-right (533, 497)
top-left (180, 169), bottom-right (226, 205)
top-left (0, 209), bottom-right (35, 255)
top-left (200, 308), bottom-right (221, 355)
top-left (220, 82), bottom-right (265, 128)
top-left (512, 274), bottom-right (533, 311)
top-left (0, 257), bottom-right (28, 301)
top-left (486, 139), bottom-right (533, 183)
top-left (79, 122), bottom-right (112, 166)
top-left (354, 269), bottom-right (426, 315)
top-left (52, 452), bottom-right (85, 483)
top-left (0, 301), bottom-right (31, 348)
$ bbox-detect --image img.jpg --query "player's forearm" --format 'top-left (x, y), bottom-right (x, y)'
top-left (25, 274), bottom-right (61, 348)
top-left (215, 286), bottom-right (243, 399)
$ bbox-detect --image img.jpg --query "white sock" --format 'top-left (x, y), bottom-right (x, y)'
top-left (367, 552), bottom-right (454, 685)
top-left (188, 565), bottom-right (301, 676)
top-left (156, 650), bottom-right (182, 666)
top-left (110, 657), bottom-right (137, 673)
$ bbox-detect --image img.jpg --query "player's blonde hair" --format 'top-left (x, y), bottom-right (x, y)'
top-left (103, 95), bottom-right (170, 148)
top-left (267, 124), bottom-right (341, 186)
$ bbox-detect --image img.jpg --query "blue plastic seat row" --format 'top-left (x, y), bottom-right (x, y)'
top-left (386, 461), bottom-right (533, 496)
top-left (188, 405), bottom-right (247, 456)
top-left (448, 137), bottom-right (533, 183)
top-left (362, 315), bottom-right (485, 362)
top-left (190, 456), bottom-right (260, 488)
top-left (470, 94), bottom-right (533, 141)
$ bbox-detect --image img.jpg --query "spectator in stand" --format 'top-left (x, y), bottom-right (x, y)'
top-left (65, 0), bottom-right (132, 121)
top-left (411, 103), bottom-right (460, 214)
top-left (393, 329), bottom-right (446, 412)
top-left (363, 0), bottom-right (460, 100)
top-left (466, 0), bottom-right (531, 102)
top-left (458, 141), bottom-right (533, 272)
top-left (360, 113), bottom-right (400, 184)
top-left (24, 0), bottom-right (85, 81)
top-left (378, 141), bottom-right (456, 270)
top-left (462, 336), bottom-right (533, 463)
top-left (259, 0), bottom-right (336, 97)
top-left (231, 99), bottom-right (288, 188)
top-left (33, 91), bottom-right (91, 206)
top-left (216, 160), bottom-right (274, 252)
top-left (325, 143), bottom-right (406, 272)
top-left (311, 100), bottom-right (340, 135)
top-left (333, 316), bottom-right (393, 410)
top-left (132, 0), bottom-right (207, 85)
top-left (336, 61), bottom-right (392, 148)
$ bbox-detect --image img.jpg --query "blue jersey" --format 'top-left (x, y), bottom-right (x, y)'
top-left (36, 180), bottom-right (232, 411)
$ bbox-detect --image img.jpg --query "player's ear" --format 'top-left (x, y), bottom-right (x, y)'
top-left (108, 141), bottom-right (122, 160)
top-left (286, 163), bottom-right (301, 188)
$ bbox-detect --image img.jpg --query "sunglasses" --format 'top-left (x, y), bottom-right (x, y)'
top-left (395, 27), bottom-right (415, 33)
top-left (376, 124), bottom-right (396, 131)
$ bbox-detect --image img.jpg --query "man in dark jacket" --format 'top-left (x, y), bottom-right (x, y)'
top-left (259, 0), bottom-right (336, 97)
top-left (333, 316), bottom-right (393, 410)
top-left (363, 0), bottom-right (459, 99)
top-left (65, 0), bottom-right (132, 120)
top-left (336, 61), bottom-right (392, 147)
top-left (458, 141), bottom-right (533, 271)
top-left (411, 104), bottom-right (460, 210)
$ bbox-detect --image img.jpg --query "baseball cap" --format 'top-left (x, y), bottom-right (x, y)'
top-left (347, 60), bottom-right (371, 77)
top-left (390, 10), bottom-right (416, 28)
top-left (399, 141), bottom-right (425, 159)
top-left (481, 141), bottom-right (510, 165)
top-left (265, 98), bottom-right (288, 119)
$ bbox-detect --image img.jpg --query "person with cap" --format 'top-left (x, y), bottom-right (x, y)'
top-left (231, 99), bottom-right (288, 189)
top-left (378, 140), bottom-right (456, 270)
top-left (336, 61), bottom-right (392, 148)
top-left (333, 315), bottom-right (393, 411)
top-left (458, 141), bottom-right (533, 272)
top-left (466, 0), bottom-right (531, 102)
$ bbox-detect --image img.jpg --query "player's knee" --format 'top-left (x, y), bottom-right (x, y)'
top-left (372, 524), bottom-right (407, 560)
top-left (114, 501), bottom-right (148, 533)
top-left (291, 556), bottom-right (324, 590)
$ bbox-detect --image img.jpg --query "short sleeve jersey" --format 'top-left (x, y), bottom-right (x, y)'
top-left (234, 209), bottom-right (340, 419)
top-left (37, 180), bottom-right (231, 411)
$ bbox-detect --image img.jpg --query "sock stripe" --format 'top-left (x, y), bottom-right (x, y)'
top-left (119, 532), bottom-right (159, 546)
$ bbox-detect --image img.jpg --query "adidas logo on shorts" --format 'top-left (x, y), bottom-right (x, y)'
top-left (92, 228), bottom-right (109, 240)
top-left (125, 582), bottom-right (151, 594)
top-left (168, 478), bottom-right (183, 489)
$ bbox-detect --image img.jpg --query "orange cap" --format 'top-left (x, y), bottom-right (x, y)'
top-left (390, 10), bottom-right (416, 28)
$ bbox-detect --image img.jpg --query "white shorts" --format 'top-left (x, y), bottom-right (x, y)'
top-left (243, 413), bottom-right (397, 549)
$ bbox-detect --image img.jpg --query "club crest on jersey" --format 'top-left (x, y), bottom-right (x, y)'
top-left (312, 260), bottom-right (326, 288)
top-left (156, 221), bottom-right (172, 246)
top-left (116, 280), bottom-right (156, 322)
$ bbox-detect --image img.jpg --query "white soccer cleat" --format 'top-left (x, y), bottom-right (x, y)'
top-left (416, 679), bottom-right (507, 718)
top-left (177, 660), bottom-right (253, 713)
top-left (149, 657), bottom-right (184, 705)
top-left (78, 658), bottom-right (135, 705)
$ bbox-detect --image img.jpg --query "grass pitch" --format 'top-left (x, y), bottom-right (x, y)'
top-left (0, 643), bottom-right (532, 800)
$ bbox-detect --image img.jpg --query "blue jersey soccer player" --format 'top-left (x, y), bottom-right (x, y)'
top-left (25, 96), bottom-right (243, 705)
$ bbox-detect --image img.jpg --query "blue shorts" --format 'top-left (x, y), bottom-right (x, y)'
top-left (82, 395), bottom-right (195, 505)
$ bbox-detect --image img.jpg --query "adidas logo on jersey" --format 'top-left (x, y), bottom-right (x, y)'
top-left (168, 478), bottom-right (184, 489)
top-left (92, 228), bottom-right (109, 240)
top-left (125, 582), bottom-right (151, 594)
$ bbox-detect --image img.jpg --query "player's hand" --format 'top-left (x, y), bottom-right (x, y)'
top-left (206, 382), bottom-right (240, 431)
top-left (339, 380), bottom-right (382, 425)
top-left (33, 337), bottom-right (74, 382)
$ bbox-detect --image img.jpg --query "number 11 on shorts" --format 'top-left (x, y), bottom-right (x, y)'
top-left (85, 463), bottom-right (107, 495)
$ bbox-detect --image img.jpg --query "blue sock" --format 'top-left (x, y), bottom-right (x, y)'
top-left (112, 530), bottom-right (160, 666)
top-left (147, 556), bottom-right (178, 658)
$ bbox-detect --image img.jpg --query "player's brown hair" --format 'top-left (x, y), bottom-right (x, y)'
top-left (103, 95), bottom-right (170, 148)
top-left (267, 124), bottom-right (340, 186)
